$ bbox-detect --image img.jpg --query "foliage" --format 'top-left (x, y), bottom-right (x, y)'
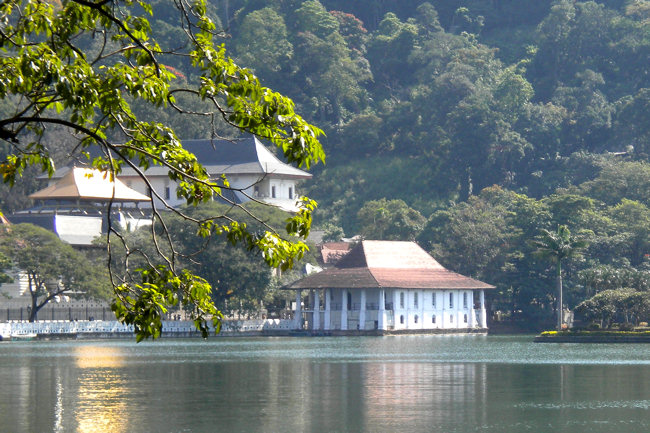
top-left (532, 224), bottom-right (588, 330)
top-left (0, 249), bottom-right (12, 284)
top-left (115, 202), bottom-right (317, 319)
top-left (3, 0), bottom-right (650, 331)
top-left (320, 222), bottom-right (345, 242)
top-left (233, 7), bottom-right (293, 78)
top-left (575, 289), bottom-right (650, 327)
top-left (0, 0), bottom-right (324, 339)
top-left (0, 223), bottom-right (111, 322)
top-left (356, 198), bottom-right (426, 241)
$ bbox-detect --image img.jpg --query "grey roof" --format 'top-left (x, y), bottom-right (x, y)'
top-left (46, 136), bottom-right (312, 180)
top-left (188, 137), bottom-right (312, 179)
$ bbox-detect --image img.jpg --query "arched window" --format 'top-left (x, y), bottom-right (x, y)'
top-left (432, 315), bottom-right (436, 324)
top-left (449, 292), bottom-right (454, 309)
top-left (400, 292), bottom-right (405, 309)
top-left (464, 314), bottom-right (468, 323)
top-left (432, 293), bottom-right (436, 308)
top-left (414, 292), bottom-right (418, 308)
top-left (414, 315), bottom-right (419, 324)
top-left (463, 292), bottom-right (468, 308)
top-left (450, 314), bottom-right (454, 323)
top-left (400, 315), bottom-right (404, 324)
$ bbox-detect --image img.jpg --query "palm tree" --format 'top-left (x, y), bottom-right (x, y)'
top-left (533, 225), bottom-right (588, 331)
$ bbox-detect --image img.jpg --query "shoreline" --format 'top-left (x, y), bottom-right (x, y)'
top-left (2, 319), bottom-right (489, 340)
top-left (534, 331), bottom-right (650, 343)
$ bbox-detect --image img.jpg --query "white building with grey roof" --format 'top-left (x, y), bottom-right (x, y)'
top-left (48, 136), bottom-right (313, 212)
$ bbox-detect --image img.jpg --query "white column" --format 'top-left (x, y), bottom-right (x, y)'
top-left (341, 289), bottom-right (348, 330)
top-left (359, 289), bottom-right (366, 331)
top-left (405, 290), bottom-right (409, 330)
top-left (469, 291), bottom-right (476, 328)
top-left (294, 290), bottom-right (302, 330)
top-left (378, 289), bottom-right (385, 330)
top-left (480, 290), bottom-right (487, 328)
top-left (313, 289), bottom-right (320, 330)
top-left (442, 290), bottom-right (447, 329)
top-left (324, 288), bottom-right (331, 331)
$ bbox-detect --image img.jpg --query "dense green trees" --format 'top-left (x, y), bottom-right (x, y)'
top-left (0, 0), bottom-right (323, 338)
top-left (356, 198), bottom-right (426, 241)
top-left (3, 0), bottom-right (650, 330)
top-left (0, 224), bottom-right (111, 322)
top-left (116, 202), bottom-right (316, 316)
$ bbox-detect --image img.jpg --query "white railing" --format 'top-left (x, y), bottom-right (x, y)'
top-left (0, 318), bottom-right (295, 338)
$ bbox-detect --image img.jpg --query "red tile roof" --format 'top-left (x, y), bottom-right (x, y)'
top-left (287, 240), bottom-right (494, 290)
top-left (320, 242), bottom-right (353, 265)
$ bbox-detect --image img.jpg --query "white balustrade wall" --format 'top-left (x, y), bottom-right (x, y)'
top-left (0, 318), bottom-right (295, 337)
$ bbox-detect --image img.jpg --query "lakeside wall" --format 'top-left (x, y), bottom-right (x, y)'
top-left (0, 318), bottom-right (296, 339)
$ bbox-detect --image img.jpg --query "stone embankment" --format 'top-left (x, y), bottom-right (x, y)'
top-left (0, 318), bottom-right (295, 340)
top-left (534, 330), bottom-right (650, 343)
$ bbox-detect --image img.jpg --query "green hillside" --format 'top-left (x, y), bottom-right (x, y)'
top-left (3, 0), bottom-right (650, 329)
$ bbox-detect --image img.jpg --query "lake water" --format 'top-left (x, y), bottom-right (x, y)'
top-left (1, 335), bottom-right (650, 433)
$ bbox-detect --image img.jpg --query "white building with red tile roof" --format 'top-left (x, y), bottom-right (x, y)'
top-left (285, 240), bottom-right (494, 334)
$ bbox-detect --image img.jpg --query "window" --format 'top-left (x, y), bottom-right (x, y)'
top-left (432, 293), bottom-right (436, 308)
top-left (450, 315), bottom-right (454, 323)
top-left (414, 292), bottom-right (418, 308)
top-left (164, 186), bottom-right (171, 200)
top-left (414, 315), bottom-right (419, 324)
top-left (400, 315), bottom-right (404, 324)
top-left (271, 186), bottom-right (276, 198)
top-left (288, 187), bottom-right (293, 199)
top-left (432, 315), bottom-right (436, 324)
top-left (449, 292), bottom-right (454, 309)
top-left (400, 292), bottom-right (405, 309)
top-left (463, 292), bottom-right (468, 309)
top-left (254, 186), bottom-right (259, 197)
top-left (464, 314), bottom-right (468, 323)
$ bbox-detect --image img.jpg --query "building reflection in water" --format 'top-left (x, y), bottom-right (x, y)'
top-left (245, 361), bottom-right (489, 432)
top-left (361, 363), bottom-right (488, 430)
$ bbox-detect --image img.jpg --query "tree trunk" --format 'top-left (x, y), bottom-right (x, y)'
top-left (459, 167), bottom-right (472, 202)
top-left (29, 295), bottom-right (38, 322)
top-left (28, 274), bottom-right (38, 322)
top-left (556, 262), bottom-right (563, 331)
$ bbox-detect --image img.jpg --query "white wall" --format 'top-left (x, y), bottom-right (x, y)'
top-left (121, 174), bottom-right (300, 211)
top-left (391, 289), bottom-right (477, 331)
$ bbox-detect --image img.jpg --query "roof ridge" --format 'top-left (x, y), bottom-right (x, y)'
top-left (335, 241), bottom-right (368, 268)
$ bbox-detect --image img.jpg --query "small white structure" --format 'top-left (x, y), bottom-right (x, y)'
top-left (10, 167), bottom-right (151, 245)
top-left (285, 240), bottom-right (494, 333)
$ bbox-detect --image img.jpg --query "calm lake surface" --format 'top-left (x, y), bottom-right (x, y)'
top-left (1, 335), bottom-right (650, 433)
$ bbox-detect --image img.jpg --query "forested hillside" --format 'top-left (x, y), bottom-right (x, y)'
top-left (214, 0), bottom-right (650, 329)
top-left (3, 0), bottom-right (650, 328)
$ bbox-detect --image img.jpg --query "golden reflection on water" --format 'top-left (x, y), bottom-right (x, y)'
top-left (73, 346), bottom-right (129, 433)
top-left (74, 346), bottom-right (127, 369)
